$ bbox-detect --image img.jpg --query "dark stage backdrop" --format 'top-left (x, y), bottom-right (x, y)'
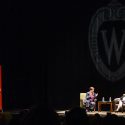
top-left (0, 0), bottom-right (125, 110)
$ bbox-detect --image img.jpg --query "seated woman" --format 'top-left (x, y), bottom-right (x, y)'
top-left (115, 94), bottom-right (125, 112)
top-left (85, 87), bottom-right (98, 112)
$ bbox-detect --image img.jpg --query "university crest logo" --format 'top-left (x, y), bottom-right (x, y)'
top-left (89, 0), bottom-right (125, 81)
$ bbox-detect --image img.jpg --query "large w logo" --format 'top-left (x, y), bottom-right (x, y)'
top-left (101, 28), bottom-right (125, 65)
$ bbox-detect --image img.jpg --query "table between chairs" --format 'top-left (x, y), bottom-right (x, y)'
top-left (98, 101), bottom-right (113, 112)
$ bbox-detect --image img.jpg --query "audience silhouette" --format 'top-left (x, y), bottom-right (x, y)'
top-left (0, 105), bottom-right (125, 125)
top-left (64, 107), bottom-right (89, 125)
top-left (20, 104), bottom-right (61, 125)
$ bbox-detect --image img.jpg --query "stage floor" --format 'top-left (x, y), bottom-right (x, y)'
top-left (56, 110), bottom-right (125, 117)
top-left (2, 109), bottom-right (125, 118)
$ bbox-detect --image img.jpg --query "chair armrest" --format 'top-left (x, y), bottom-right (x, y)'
top-left (114, 98), bottom-right (120, 101)
top-left (113, 98), bottom-right (120, 104)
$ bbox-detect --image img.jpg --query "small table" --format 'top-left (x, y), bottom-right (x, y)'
top-left (98, 101), bottom-right (113, 112)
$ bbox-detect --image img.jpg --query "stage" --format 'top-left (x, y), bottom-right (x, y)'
top-left (3, 109), bottom-right (125, 118)
top-left (56, 110), bottom-right (125, 117)
top-left (1, 109), bottom-right (125, 119)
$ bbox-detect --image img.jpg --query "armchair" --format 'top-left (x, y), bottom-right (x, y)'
top-left (80, 93), bottom-right (96, 111)
top-left (113, 98), bottom-right (125, 112)
top-left (80, 93), bottom-right (86, 108)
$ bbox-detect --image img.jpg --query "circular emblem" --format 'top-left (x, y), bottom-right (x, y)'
top-left (89, 1), bottom-right (125, 81)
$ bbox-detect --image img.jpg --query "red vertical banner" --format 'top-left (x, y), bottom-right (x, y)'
top-left (0, 65), bottom-right (2, 111)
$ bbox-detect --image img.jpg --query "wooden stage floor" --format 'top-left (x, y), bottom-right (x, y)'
top-left (56, 110), bottom-right (125, 117)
